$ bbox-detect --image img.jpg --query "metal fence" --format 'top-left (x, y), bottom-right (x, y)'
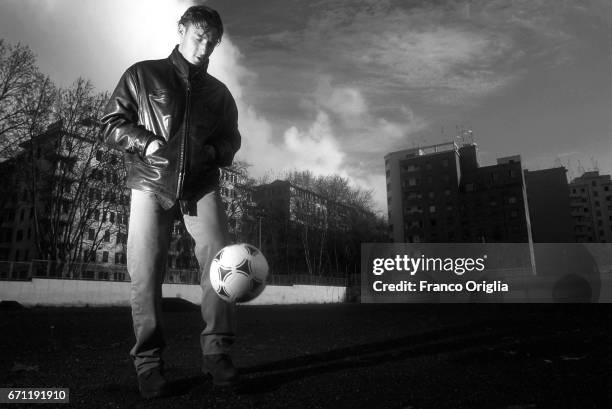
top-left (0, 260), bottom-right (347, 287)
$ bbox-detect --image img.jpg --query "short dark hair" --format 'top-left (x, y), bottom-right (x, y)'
top-left (178, 5), bottom-right (224, 44)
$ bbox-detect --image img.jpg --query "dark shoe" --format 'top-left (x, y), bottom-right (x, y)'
top-left (202, 354), bottom-right (240, 386)
top-left (137, 366), bottom-right (172, 399)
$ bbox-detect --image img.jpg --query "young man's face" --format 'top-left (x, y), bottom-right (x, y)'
top-left (178, 23), bottom-right (219, 66)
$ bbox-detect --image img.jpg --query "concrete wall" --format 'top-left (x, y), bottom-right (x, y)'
top-left (0, 278), bottom-right (347, 307)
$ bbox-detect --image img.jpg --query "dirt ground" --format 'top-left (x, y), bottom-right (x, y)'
top-left (1, 302), bottom-right (611, 408)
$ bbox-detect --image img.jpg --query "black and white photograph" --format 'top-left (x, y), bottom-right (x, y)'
top-left (0, 0), bottom-right (611, 407)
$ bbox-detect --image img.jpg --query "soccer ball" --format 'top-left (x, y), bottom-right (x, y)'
top-left (210, 243), bottom-right (269, 303)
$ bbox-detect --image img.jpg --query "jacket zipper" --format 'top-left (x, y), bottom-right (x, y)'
top-left (177, 82), bottom-right (191, 198)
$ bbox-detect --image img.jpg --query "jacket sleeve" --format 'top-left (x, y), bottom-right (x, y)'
top-left (209, 90), bottom-right (241, 167)
top-left (100, 66), bottom-right (164, 158)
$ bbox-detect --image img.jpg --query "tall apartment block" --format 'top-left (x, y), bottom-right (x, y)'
top-left (569, 171), bottom-right (612, 242)
top-left (524, 167), bottom-right (574, 242)
top-left (0, 122), bottom-right (130, 264)
top-left (385, 142), bottom-right (532, 243)
top-left (253, 180), bottom-right (366, 232)
top-left (0, 121), bottom-right (257, 266)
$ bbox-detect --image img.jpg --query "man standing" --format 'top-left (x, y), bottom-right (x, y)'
top-left (101, 5), bottom-right (241, 398)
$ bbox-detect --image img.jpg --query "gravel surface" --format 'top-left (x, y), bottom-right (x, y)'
top-left (1, 303), bottom-right (611, 408)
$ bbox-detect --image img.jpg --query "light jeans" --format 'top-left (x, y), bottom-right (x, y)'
top-left (127, 188), bottom-right (235, 375)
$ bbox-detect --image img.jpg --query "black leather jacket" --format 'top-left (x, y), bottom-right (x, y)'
top-left (100, 46), bottom-right (241, 208)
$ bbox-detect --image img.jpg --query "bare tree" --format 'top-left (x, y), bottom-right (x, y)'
top-left (0, 40), bottom-right (54, 217)
top-left (24, 78), bottom-right (127, 270)
top-left (285, 170), bottom-right (375, 213)
top-left (220, 161), bottom-right (259, 243)
top-left (0, 40), bottom-right (53, 159)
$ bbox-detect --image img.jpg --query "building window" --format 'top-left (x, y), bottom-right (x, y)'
top-left (409, 220), bottom-right (422, 229)
top-left (102, 251), bottom-right (109, 263)
top-left (103, 230), bottom-right (110, 242)
top-left (508, 196), bottom-right (517, 204)
top-left (84, 250), bottom-right (96, 262)
top-left (116, 232), bottom-right (127, 244)
top-left (2, 228), bottom-right (12, 242)
top-left (408, 178), bottom-right (417, 186)
top-left (88, 229), bottom-right (95, 240)
top-left (407, 205), bottom-right (421, 214)
top-left (16, 230), bottom-right (23, 241)
top-left (429, 205), bottom-right (436, 213)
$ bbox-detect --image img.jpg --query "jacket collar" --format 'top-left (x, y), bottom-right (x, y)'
top-left (169, 45), bottom-right (209, 83)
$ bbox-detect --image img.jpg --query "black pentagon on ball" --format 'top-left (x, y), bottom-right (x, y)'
top-left (218, 286), bottom-right (230, 299)
top-left (234, 259), bottom-right (250, 272)
top-left (218, 266), bottom-right (233, 280)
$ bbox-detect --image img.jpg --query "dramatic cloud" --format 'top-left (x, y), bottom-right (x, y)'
top-left (2, 0), bottom-right (612, 214)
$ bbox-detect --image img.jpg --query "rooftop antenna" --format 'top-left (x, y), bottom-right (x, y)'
top-left (590, 156), bottom-right (599, 172)
top-left (577, 160), bottom-right (585, 176)
top-left (455, 125), bottom-right (464, 145)
top-left (565, 158), bottom-right (573, 182)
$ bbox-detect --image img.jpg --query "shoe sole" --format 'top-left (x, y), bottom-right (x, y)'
top-left (202, 370), bottom-right (240, 387)
top-left (140, 389), bottom-right (172, 399)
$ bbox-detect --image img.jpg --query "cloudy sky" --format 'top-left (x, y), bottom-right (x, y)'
top-left (1, 0), bottom-right (612, 214)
